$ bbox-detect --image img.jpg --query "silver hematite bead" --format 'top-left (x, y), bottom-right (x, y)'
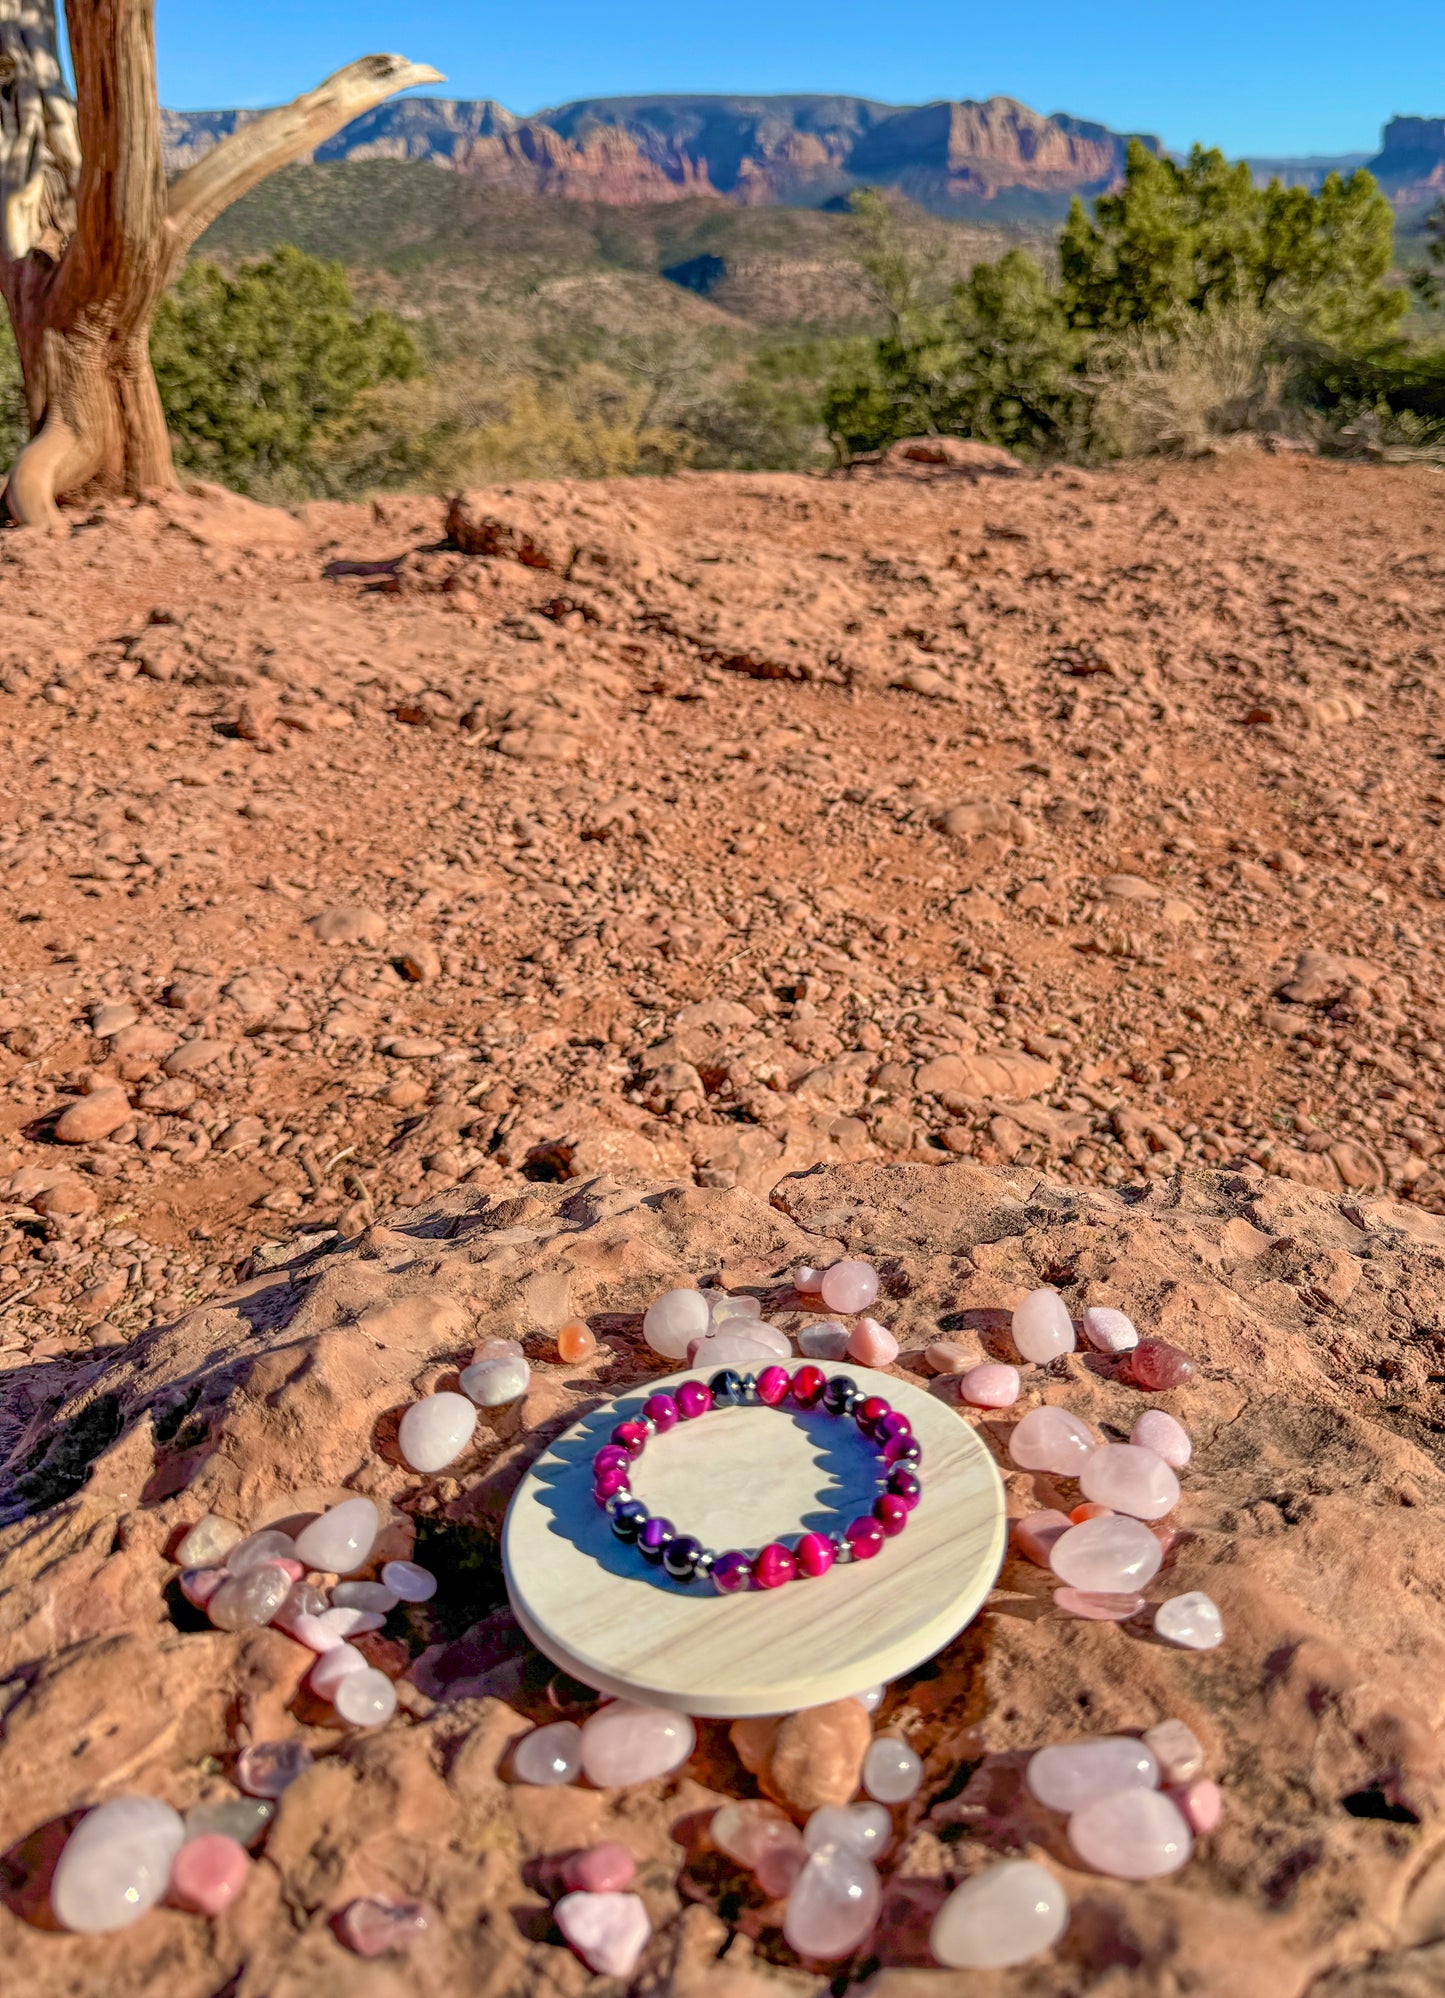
top-left (695, 1550), bottom-right (715, 1574)
top-left (741, 1373), bottom-right (759, 1401)
top-left (604, 1491), bottom-right (631, 1516)
top-left (832, 1535), bottom-right (855, 1564)
top-left (639, 1413), bottom-right (657, 1435)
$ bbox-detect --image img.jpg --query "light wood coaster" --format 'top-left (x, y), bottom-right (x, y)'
top-left (502, 1363), bottom-right (1006, 1717)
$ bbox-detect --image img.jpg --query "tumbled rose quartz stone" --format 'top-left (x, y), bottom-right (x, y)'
top-left (51, 1795), bottom-right (186, 1933)
top-left (1012, 1288), bottom-right (1076, 1363)
top-left (381, 1560), bottom-right (437, 1603)
top-left (1079, 1443), bottom-right (1181, 1521)
top-left (863, 1737), bottom-right (923, 1803)
top-left (713, 1800), bottom-right (802, 1874)
top-left (1131, 1408), bottom-right (1192, 1467)
top-left (513, 1720), bottom-right (583, 1785)
top-left (1171, 1777), bottom-right (1223, 1833)
top-left (317, 1606), bottom-right (384, 1639)
top-left (180, 1566), bottom-right (225, 1608)
top-left (293, 1498), bottom-right (379, 1574)
top-left (208, 1562), bottom-right (291, 1631)
top-left (1013, 1510), bottom-right (1073, 1566)
top-left (1081, 1305), bottom-right (1139, 1355)
top-left (236, 1739), bottom-right (312, 1799)
top-left (334, 1580), bottom-right (398, 1612)
top-left (930, 1858), bottom-right (1070, 1970)
top-left (1154, 1592), bottom-right (1224, 1650)
top-left (459, 1356), bottom-right (530, 1407)
top-left (709, 1292), bottom-right (763, 1323)
top-left (1143, 1719), bottom-right (1206, 1784)
top-left (848, 1318), bottom-right (900, 1366)
top-left (1008, 1406), bottom-right (1098, 1475)
top-left (562, 1842), bottom-right (638, 1893)
top-left (311, 1643), bottom-right (369, 1698)
top-left (1126, 1338), bottom-right (1197, 1390)
top-left (1054, 1587), bottom-right (1147, 1621)
top-left (1027, 1737), bottom-right (1159, 1813)
top-left (168, 1831), bottom-right (249, 1914)
top-left (399, 1391), bottom-right (477, 1471)
top-left (338, 1896), bottom-right (432, 1958)
top-left (819, 1259), bottom-right (881, 1314)
top-left (642, 1288), bottom-right (710, 1359)
top-left (689, 1329), bottom-right (788, 1368)
top-left (1049, 1515), bottom-right (1164, 1592)
top-left (556, 1319), bottom-right (596, 1362)
top-left (799, 1319), bottom-right (851, 1360)
top-left (555, 1890), bottom-right (652, 1977)
top-left (176, 1513), bottom-right (243, 1567)
top-left (961, 1363), bottom-right (1021, 1408)
top-left (226, 1527), bottom-right (297, 1573)
top-left (473, 1336), bottom-right (524, 1361)
top-left (805, 1803), bottom-right (891, 1860)
top-left (334, 1667), bottom-right (398, 1726)
top-left (783, 1845), bottom-right (882, 1960)
top-left (795, 1265), bottom-right (826, 1294)
top-left (580, 1703), bottom-right (696, 1786)
top-left (1068, 1787), bottom-right (1193, 1879)
top-left (854, 1683), bottom-right (887, 1713)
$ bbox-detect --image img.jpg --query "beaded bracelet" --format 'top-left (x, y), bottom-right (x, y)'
top-left (592, 1363), bottom-right (923, 1591)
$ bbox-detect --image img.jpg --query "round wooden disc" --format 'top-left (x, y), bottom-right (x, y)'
top-left (502, 1363), bottom-right (1006, 1717)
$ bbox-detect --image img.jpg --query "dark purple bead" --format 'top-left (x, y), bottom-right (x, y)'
top-left (882, 1435), bottom-right (922, 1467)
top-left (676, 1379), bottom-right (712, 1420)
top-left (637, 1516), bottom-right (676, 1564)
top-left (887, 1467), bottom-right (922, 1509)
top-left (711, 1550), bottom-right (753, 1594)
top-left (821, 1373), bottom-right (858, 1414)
top-left (876, 1412), bottom-right (913, 1446)
top-left (610, 1420), bottom-right (649, 1458)
top-left (662, 1534), bottom-right (704, 1581)
top-left (610, 1499), bottom-right (649, 1543)
top-left (593, 1445), bottom-right (631, 1479)
top-left (708, 1368), bottom-right (746, 1406)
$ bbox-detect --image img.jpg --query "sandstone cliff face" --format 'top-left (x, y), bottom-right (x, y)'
top-left (1367, 116), bottom-right (1445, 202)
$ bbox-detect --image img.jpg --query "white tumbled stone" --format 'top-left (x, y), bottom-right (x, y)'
top-left (1080, 1305), bottom-right (1139, 1354)
top-left (293, 1498), bottom-right (379, 1574)
top-left (862, 1736), bottom-right (923, 1804)
top-left (1026, 1737), bottom-right (1159, 1813)
top-left (399, 1391), bottom-right (477, 1472)
top-left (1154, 1592), bottom-right (1224, 1650)
top-left (1012, 1288), bottom-right (1076, 1362)
top-left (931, 1858), bottom-right (1069, 1969)
top-left (333, 1667), bottom-right (398, 1726)
top-left (643, 1288), bottom-right (710, 1359)
top-left (51, 1795), bottom-right (186, 1933)
top-left (460, 1355), bottom-right (530, 1407)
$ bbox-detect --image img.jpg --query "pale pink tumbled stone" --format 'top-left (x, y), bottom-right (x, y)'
top-left (1068, 1787), bottom-right (1193, 1878)
top-left (180, 1567), bottom-right (225, 1608)
top-left (1049, 1515), bottom-right (1164, 1592)
top-left (688, 1327), bottom-right (790, 1368)
top-left (1026, 1737), bottom-right (1159, 1813)
top-left (713, 1800), bottom-right (797, 1871)
top-left (283, 1611), bottom-right (344, 1653)
top-left (847, 1318), bottom-right (899, 1367)
top-left (235, 1739), bottom-right (311, 1798)
top-left (1078, 1443), bottom-right (1181, 1521)
top-left (1013, 1510), bottom-right (1073, 1566)
top-left (168, 1832), bottom-right (249, 1914)
top-left (820, 1259), bottom-right (881, 1314)
top-left (643, 1288), bottom-right (709, 1359)
top-left (1143, 1719), bottom-right (1205, 1784)
top-left (580, 1702), bottom-right (696, 1787)
top-left (1154, 1592), bottom-right (1224, 1650)
top-left (1011, 1288), bottom-right (1076, 1363)
top-left (310, 1642), bottom-right (368, 1698)
top-left (51, 1796), bottom-right (186, 1933)
top-left (804, 1804), bottom-right (891, 1861)
top-left (1053, 1587), bottom-right (1147, 1621)
top-left (795, 1266), bottom-right (826, 1294)
top-left (930, 1858), bottom-right (1069, 1970)
top-left (1080, 1305), bottom-right (1139, 1354)
top-left (555, 1890), bottom-right (652, 1977)
top-left (960, 1363), bottom-right (1020, 1409)
top-left (783, 1845), bottom-right (882, 1960)
top-left (798, 1319), bottom-right (851, 1359)
top-left (472, 1336), bottom-right (524, 1361)
top-left (513, 1721), bottom-right (583, 1786)
top-left (1008, 1406), bottom-right (1098, 1474)
top-left (1170, 1778), bottom-right (1223, 1834)
top-left (1131, 1409), bottom-right (1191, 1467)
top-left (338, 1895), bottom-right (432, 1957)
top-left (561, 1842), bottom-right (637, 1893)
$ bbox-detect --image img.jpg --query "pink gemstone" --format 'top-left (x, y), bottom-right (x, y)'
top-left (236, 1739), bottom-right (312, 1798)
top-left (1008, 1406), bottom-right (1098, 1474)
top-left (281, 1611), bottom-right (344, 1652)
top-left (1081, 1304), bottom-right (1139, 1354)
top-left (676, 1380), bottom-right (712, 1419)
top-left (755, 1364), bottom-right (791, 1406)
top-left (847, 1318), bottom-right (899, 1367)
top-left (846, 1517), bottom-right (884, 1560)
top-left (1125, 1339), bottom-right (1197, 1390)
top-left (168, 1832), bottom-right (249, 1914)
top-left (642, 1393), bottom-right (679, 1431)
top-left (713, 1800), bottom-right (804, 1891)
top-left (1013, 1510), bottom-right (1073, 1566)
top-left (593, 1466), bottom-right (631, 1505)
top-left (555, 1890), bottom-right (652, 1977)
top-left (338, 1896), bottom-right (432, 1957)
top-left (1049, 1515), bottom-right (1164, 1592)
top-left (1078, 1444), bottom-right (1181, 1521)
top-left (873, 1494), bottom-right (909, 1537)
top-left (1068, 1787), bottom-right (1193, 1879)
top-left (180, 1567), bottom-right (225, 1608)
top-left (611, 1420), bottom-right (649, 1457)
top-left (783, 1846), bottom-right (882, 1959)
top-left (795, 1531), bottom-right (836, 1577)
top-left (561, 1842), bottom-right (638, 1893)
top-left (1053, 1587), bottom-right (1147, 1621)
top-left (819, 1259), bottom-right (880, 1314)
top-left (593, 1445), bottom-right (631, 1478)
top-left (1012, 1287), bottom-right (1076, 1362)
top-left (755, 1542), bottom-right (798, 1589)
top-left (960, 1363), bottom-right (1021, 1409)
top-left (795, 1266), bottom-right (826, 1294)
top-left (1130, 1409), bottom-right (1191, 1467)
top-left (756, 1836), bottom-right (807, 1896)
top-left (1169, 1778), bottom-right (1223, 1834)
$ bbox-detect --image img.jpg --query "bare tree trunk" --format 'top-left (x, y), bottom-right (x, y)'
top-left (0, 1), bottom-right (440, 525)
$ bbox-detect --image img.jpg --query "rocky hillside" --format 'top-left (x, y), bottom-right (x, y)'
top-left (1369, 116), bottom-right (1445, 203)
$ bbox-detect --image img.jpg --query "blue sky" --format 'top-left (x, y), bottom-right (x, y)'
top-left (154, 0), bottom-right (1442, 158)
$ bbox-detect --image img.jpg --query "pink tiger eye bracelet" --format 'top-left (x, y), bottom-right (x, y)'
top-left (591, 1364), bottom-right (923, 1590)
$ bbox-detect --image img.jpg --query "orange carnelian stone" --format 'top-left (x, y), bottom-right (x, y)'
top-left (557, 1319), bottom-right (596, 1362)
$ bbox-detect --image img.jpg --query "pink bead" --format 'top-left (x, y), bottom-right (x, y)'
top-left (593, 1466), bottom-right (632, 1505)
top-left (1013, 1510), bottom-right (1073, 1566)
top-left (873, 1494), bottom-right (909, 1537)
top-left (1009, 1405), bottom-right (1098, 1474)
top-left (561, 1842), bottom-right (637, 1893)
top-left (1053, 1587), bottom-right (1147, 1621)
top-left (847, 1318), bottom-right (899, 1367)
top-left (676, 1380), bottom-right (712, 1419)
top-left (1130, 1409), bottom-right (1192, 1467)
top-left (755, 1543), bottom-right (798, 1589)
top-left (593, 1445), bottom-right (631, 1478)
top-left (611, 1420), bottom-right (649, 1457)
top-left (337, 1897), bottom-right (432, 1957)
top-left (642, 1393), bottom-right (679, 1431)
top-left (168, 1833), bottom-right (249, 1914)
top-left (755, 1364), bottom-right (791, 1406)
top-left (819, 1259), bottom-right (880, 1314)
top-left (795, 1530), bottom-right (836, 1577)
top-left (846, 1517), bottom-right (884, 1560)
top-left (960, 1363), bottom-right (1021, 1409)
top-left (1170, 1778), bottom-right (1223, 1834)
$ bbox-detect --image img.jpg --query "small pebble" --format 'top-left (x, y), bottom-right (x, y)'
top-left (794, 1265), bottom-right (826, 1294)
top-left (1049, 1515), bottom-right (1163, 1592)
top-left (1080, 1305), bottom-right (1139, 1354)
top-left (1131, 1408), bottom-right (1192, 1467)
top-left (382, 1559), bottom-right (437, 1602)
top-left (555, 1890), bottom-right (652, 1978)
top-left (399, 1390), bottom-right (477, 1471)
top-left (513, 1719), bottom-right (583, 1785)
top-left (708, 1292), bottom-right (763, 1323)
top-left (1170, 1777), bottom-right (1223, 1833)
top-left (1013, 1510), bottom-right (1073, 1566)
top-left (561, 1842), bottom-right (637, 1893)
top-left (819, 1259), bottom-right (880, 1314)
top-left (472, 1336), bottom-right (523, 1360)
top-left (804, 1803), bottom-right (891, 1860)
top-left (459, 1356), bottom-right (530, 1407)
top-left (236, 1739), bottom-right (312, 1798)
top-left (798, 1319), bottom-right (851, 1359)
top-left (580, 1702), bottom-right (696, 1786)
top-left (176, 1514), bottom-right (243, 1567)
top-left (1153, 1591), bottom-right (1224, 1650)
top-left (1143, 1718), bottom-right (1206, 1784)
top-left (853, 1683), bottom-right (886, 1713)
top-left (338, 1895), bottom-right (432, 1958)
top-left (293, 1498), bottom-right (379, 1574)
top-left (167, 1832), bottom-right (249, 1914)
top-left (931, 1858), bottom-right (1069, 1969)
top-left (1012, 1288), bottom-right (1075, 1363)
top-left (1008, 1406), bottom-right (1097, 1474)
top-left (52, 1796), bottom-right (186, 1933)
top-left (317, 1605), bottom-right (385, 1639)
top-left (1053, 1587), bottom-right (1147, 1621)
top-left (713, 1800), bottom-right (806, 1894)
top-left (960, 1362), bottom-right (1020, 1408)
top-left (847, 1317), bottom-right (899, 1367)
top-left (334, 1666), bottom-right (398, 1725)
top-left (556, 1318), bottom-right (596, 1362)
top-left (183, 1796), bottom-right (275, 1849)
top-left (1068, 1787), bottom-right (1193, 1878)
top-left (642, 1288), bottom-right (709, 1359)
top-left (1027, 1737), bottom-right (1159, 1812)
top-left (862, 1735), bottom-right (922, 1804)
top-left (285, 1611), bottom-right (344, 1652)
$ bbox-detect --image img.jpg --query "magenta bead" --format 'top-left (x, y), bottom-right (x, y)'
top-left (611, 1420), bottom-right (649, 1457)
top-left (882, 1435), bottom-right (921, 1466)
top-left (676, 1380), bottom-right (712, 1419)
top-left (846, 1517), bottom-right (885, 1560)
top-left (593, 1445), bottom-right (630, 1478)
top-left (754, 1542), bottom-right (798, 1589)
top-left (857, 1395), bottom-right (892, 1435)
top-left (790, 1365), bottom-right (826, 1407)
top-left (711, 1550), bottom-right (753, 1593)
top-left (877, 1412), bottom-right (912, 1445)
top-left (887, 1467), bottom-right (922, 1509)
top-left (755, 1365), bottom-right (791, 1406)
top-left (873, 1493), bottom-right (910, 1537)
top-left (593, 1467), bottom-right (631, 1505)
top-left (643, 1392), bottom-right (680, 1432)
top-left (795, 1531), bottom-right (836, 1577)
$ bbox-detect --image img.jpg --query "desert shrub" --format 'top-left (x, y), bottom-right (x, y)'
top-left (1088, 301), bottom-right (1295, 457)
top-left (0, 318), bottom-right (26, 468)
